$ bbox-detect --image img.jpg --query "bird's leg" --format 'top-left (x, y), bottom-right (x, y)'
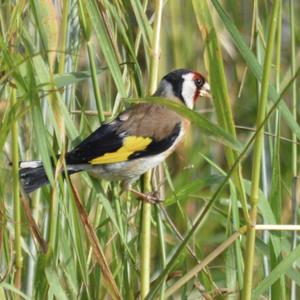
top-left (129, 188), bottom-right (163, 204)
top-left (121, 180), bottom-right (163, 204)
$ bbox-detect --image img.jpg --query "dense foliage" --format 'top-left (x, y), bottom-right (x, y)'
top-left (0, 1), bottom-right (299, 299)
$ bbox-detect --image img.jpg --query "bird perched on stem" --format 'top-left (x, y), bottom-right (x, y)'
top-left (19, 69), bottom-right (211, 198)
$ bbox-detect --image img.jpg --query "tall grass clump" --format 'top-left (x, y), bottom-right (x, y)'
top-left (0, 1), bottom-right (299, 299)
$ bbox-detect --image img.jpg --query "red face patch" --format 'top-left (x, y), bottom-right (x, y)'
top-left (192, 72), bottom-right (206, 102)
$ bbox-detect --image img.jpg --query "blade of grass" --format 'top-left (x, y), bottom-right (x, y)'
top-left (54, 69), bottom-right (107, 88)
top-left (78, 0), bottom-right (105, 123)
top-left (130, 0), bottom-right (152, 50)
top-left (58, 0), bottom-right (70, 75)
top-left (103, 1), bottom-right (144, 96)
top-left (253, 243), bottom-right (300, 299)
top-left (45, 267), bottom-right (69, 300)
top-left (242, 1), bottom-right (280, 299)
top-left (29, 0), bottom-right (59, 71)
top-left (69, 180), bottom-right (121, 300)
top-left (85, 0), bottom-right (127, 102)
top-left (254, 1), bottom-right (272, 292)
top-left (129, 97), bottom-right (242, 151)
top-left (289, 1), bottom-right (298, 298)
top-left (0, 283), bottom-right (31, 300)
top-left (269, 2), bottom-right (285, 298)
top-left (154, 204), bottom-right (166, 300)
top-left (211, 0), bottom-right (300, 140)
top-left (11, 86), bottom-right (23, 293)
top-left (192, 0), bottom-right (249, 226)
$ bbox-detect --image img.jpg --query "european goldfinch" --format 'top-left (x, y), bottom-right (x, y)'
top-left (20, 69), bottom-right (210, 194)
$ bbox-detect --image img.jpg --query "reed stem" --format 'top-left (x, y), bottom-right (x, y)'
top-left (11, 87), bottom-right (23, 294)
top-left (242, 1), bottom-right (280, 299)
top-left (140, 0), bottom-right (163, 298)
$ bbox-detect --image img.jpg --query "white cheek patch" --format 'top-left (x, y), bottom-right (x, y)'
top-left (182, 73), bottom-right (196, 109)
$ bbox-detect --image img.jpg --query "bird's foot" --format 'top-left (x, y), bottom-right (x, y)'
top-left (129, 189), bottom-right (163, 204)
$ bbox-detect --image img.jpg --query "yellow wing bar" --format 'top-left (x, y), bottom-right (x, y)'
top-left (89, 136), bottom-right (152, 164)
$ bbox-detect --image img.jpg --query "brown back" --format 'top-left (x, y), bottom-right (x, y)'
top-left (117, 104), bottom-right (182, 141)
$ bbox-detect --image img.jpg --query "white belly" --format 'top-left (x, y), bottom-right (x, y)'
top-left (89, 153), bottom-right (167, 181)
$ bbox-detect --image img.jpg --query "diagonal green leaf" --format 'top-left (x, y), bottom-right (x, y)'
top-left (54, 70), bottom-right (106, 88)
top-left (0, 283), bottom-right (31, 300)
top-left (45, 267), bottom-right (69, 300)
top-left (253, 244), bottom-right (300, 299)
top-left (165, 175), bottom-right (225, 206)
top-left (130, 0), bottom-right (153, 49)
top-left (129, 97), bottom-right (243, 151)
top-left (286, 268), bottom-right (300, 287)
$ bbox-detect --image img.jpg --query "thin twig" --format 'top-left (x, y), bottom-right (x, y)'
top-left (235, 125), bottom-right (300, 145)
top-left (160, 204), bottom-right (202, 264)
top-left (255, 224), bottom-right (300, 231)
top-left (164, 226), bottom-right (248, 298)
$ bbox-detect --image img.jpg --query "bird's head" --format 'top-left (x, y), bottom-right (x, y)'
top-left (155, 69), bottom-right (211, 109)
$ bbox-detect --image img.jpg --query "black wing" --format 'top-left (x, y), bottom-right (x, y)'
top-left (128, 123), bottom-right (181, 160)
top-left (66, 121), bottom-right (123, 164)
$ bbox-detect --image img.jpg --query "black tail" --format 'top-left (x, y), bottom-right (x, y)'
top-left (20, 164), bottom-right (50, 193)
top-left (19, 161), bottom-right (81, 193)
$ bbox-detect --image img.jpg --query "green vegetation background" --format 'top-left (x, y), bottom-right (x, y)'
top-left (0, 0), bottom-right (299, 299)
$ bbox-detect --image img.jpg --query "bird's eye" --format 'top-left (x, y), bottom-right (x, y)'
top-left (194, 78), bottom-right (204, 88)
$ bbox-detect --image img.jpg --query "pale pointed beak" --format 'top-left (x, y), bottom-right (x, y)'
top-left (199, 82), bottom-right (211, 98)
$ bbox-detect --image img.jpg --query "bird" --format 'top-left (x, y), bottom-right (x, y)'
top-left (19, 69), bottom-right (211, 196)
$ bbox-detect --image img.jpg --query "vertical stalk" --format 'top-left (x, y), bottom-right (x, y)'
top-left (242, 1), bottom-right (280, 299)
top-left (46, 188), bottom-right (58, 258)
top-left (140, 0), bottom-right (163, 298)
top-left (255, 0), bottom-right (271, 288)
top-left (289, 1), bottom-right (298, 299)
top-left (87, 42), bottom-right (105, 123)
top-left (11, 87), bottom-right (23, 293)
top-left (47, 74), bottom-right (65, 262)
top-left (112, 183), bottom-right (124, 288)
top-left (290, 0), bottom-right (297, 179)
top-left (78, 0), bottom-right (105, 123)
top-left (193, 0), bottom-right (250, 223)
top-left (154, 167), bottom-right (166, 299)
top-left (155, 205), bottom-right (166, 300)
top-left (140, 172), bottom-right (152, 299)
top-left (58, 0), bottom-right (70, 74)
top-left (270, 3), bottom-right (285, 299)
top-left (44, 0), bottom-right (70, 265)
